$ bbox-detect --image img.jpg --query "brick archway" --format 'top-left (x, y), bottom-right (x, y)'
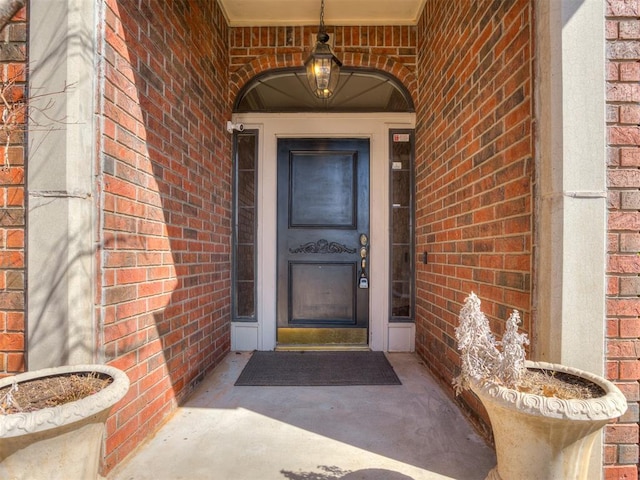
top-left (229, 52), bottom-right (417, 108)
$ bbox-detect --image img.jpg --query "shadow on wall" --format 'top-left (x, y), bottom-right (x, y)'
top-left (104, 0), bottom-right (231, 398)
top-left (95, 0), bottom-right (232, 469)
top-left (281, 466), bottom-right (415, 480)
top-left (27, 0), bottom-right (99, 370)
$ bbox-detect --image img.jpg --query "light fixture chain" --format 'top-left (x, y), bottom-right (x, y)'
top-left (320, 0), bottom-right (325, 30)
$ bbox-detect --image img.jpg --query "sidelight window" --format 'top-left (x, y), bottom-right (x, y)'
top-left (389, 129), bottom-right (415, 322)
top-left (232, 131), bottom-right (258, 321)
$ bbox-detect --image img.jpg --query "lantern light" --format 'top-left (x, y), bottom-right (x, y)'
top-left (304, 0), bottom-right (342, 99)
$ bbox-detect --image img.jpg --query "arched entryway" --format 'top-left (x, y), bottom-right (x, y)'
top-left (229, 67), bottom-right (417, 352)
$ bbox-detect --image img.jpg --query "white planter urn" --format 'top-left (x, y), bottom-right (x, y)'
top-left (0, 364), bottom-right (130, 480)
top-left (471, 361), bottom-right (628, 480)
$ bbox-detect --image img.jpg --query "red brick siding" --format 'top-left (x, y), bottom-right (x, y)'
top-left (606, 0), bottom-right (640, 476)
top-left (229, 25), bottom-right (417, 105)
top-left (414, 0), bottom-right (534, 431)
top-left (99, 0), bottom-right (231, 471)
top-left (0, 6), bottom-right (26, 375)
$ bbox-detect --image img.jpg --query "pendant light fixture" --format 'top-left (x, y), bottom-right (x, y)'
top-left (304, 0), bottom-right (342, 99)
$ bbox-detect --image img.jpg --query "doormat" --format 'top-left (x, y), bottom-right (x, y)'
top-left (234, 351), bottom-right (401, 386)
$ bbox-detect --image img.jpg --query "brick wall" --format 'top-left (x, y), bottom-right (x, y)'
top-left (605, 1), bottom-right (640, 477)
top-left (229, 24), bottom-right (416, 73)
top-left (414, 0), bottom-right (534, 432)
top-left (0, 5), bottom-right (25, 375)
top-left (229, 24), bottom-right (417, 101)
top-left (99, 0), bottom-right (231, 471)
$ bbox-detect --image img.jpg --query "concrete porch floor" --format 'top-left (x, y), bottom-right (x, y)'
top-left (108, 352), bottom-right (496, 480)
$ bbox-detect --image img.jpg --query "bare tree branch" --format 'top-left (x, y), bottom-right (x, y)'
top-left (0, 66), bottom-right (77, 169)
top-left (0, 0), bottom-right (25, 34)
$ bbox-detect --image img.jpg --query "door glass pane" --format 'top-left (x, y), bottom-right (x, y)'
top-left (237, 171), bottom-right (255, 207)
top-left (392, 208), bottom-right (410, 244)
top-left (389, 130), bottom-right (415, 322)
top-left (237, 207), bottom-right (255, 244)
top-left (236, 282), bottom-right (255, 317)
top-left (236, 245), bottom-right (255, 280)
top-left (393, 171), bottom-right (411, 206)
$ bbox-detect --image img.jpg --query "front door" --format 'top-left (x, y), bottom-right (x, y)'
top-left (277, 138), bottom-right (370, 347)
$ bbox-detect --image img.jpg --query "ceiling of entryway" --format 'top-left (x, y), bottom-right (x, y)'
top-left (218, 0), bottom-right (427, 26)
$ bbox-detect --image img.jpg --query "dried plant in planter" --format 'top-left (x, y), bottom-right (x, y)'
top-left (454, 293), bottom-right (627, 480)
top-left (0, 372), bottom-right (113, 414)
top-left (454, 292), bottom-right (599, 400)
top-left (0, 364), bottom-right (130, 480)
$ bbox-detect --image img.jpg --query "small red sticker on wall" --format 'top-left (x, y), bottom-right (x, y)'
top-left (393, 133), bottom-right (410, 142)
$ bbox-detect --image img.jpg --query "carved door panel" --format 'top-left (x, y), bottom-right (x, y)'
top-left (277, 138), bottom-right (370, 346)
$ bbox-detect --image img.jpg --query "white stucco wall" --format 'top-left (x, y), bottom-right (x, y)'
top-left (535, 0), bottom-right (607, 476)
top-left (28, 0), bottom-right (97, 368)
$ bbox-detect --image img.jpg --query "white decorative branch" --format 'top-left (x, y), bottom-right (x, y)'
top-left (454, 292), bottom-right (529, 393)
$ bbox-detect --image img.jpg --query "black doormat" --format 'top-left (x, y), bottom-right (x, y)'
top-left (234, 351), bottom-right (401, 386)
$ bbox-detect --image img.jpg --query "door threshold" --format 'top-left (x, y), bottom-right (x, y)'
top-left (277, 327), bottom-right (368, 345)
top-left (276, 344), bottom-right (370, 352)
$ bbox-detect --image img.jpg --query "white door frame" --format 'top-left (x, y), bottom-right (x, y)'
top-left (231, 112), bottom-right (416, 352)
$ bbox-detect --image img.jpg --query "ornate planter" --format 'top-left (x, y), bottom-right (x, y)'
top-left (0, 364), bottom-right (130, 480)
top-left (470, 361), bottom-right (627, 480)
